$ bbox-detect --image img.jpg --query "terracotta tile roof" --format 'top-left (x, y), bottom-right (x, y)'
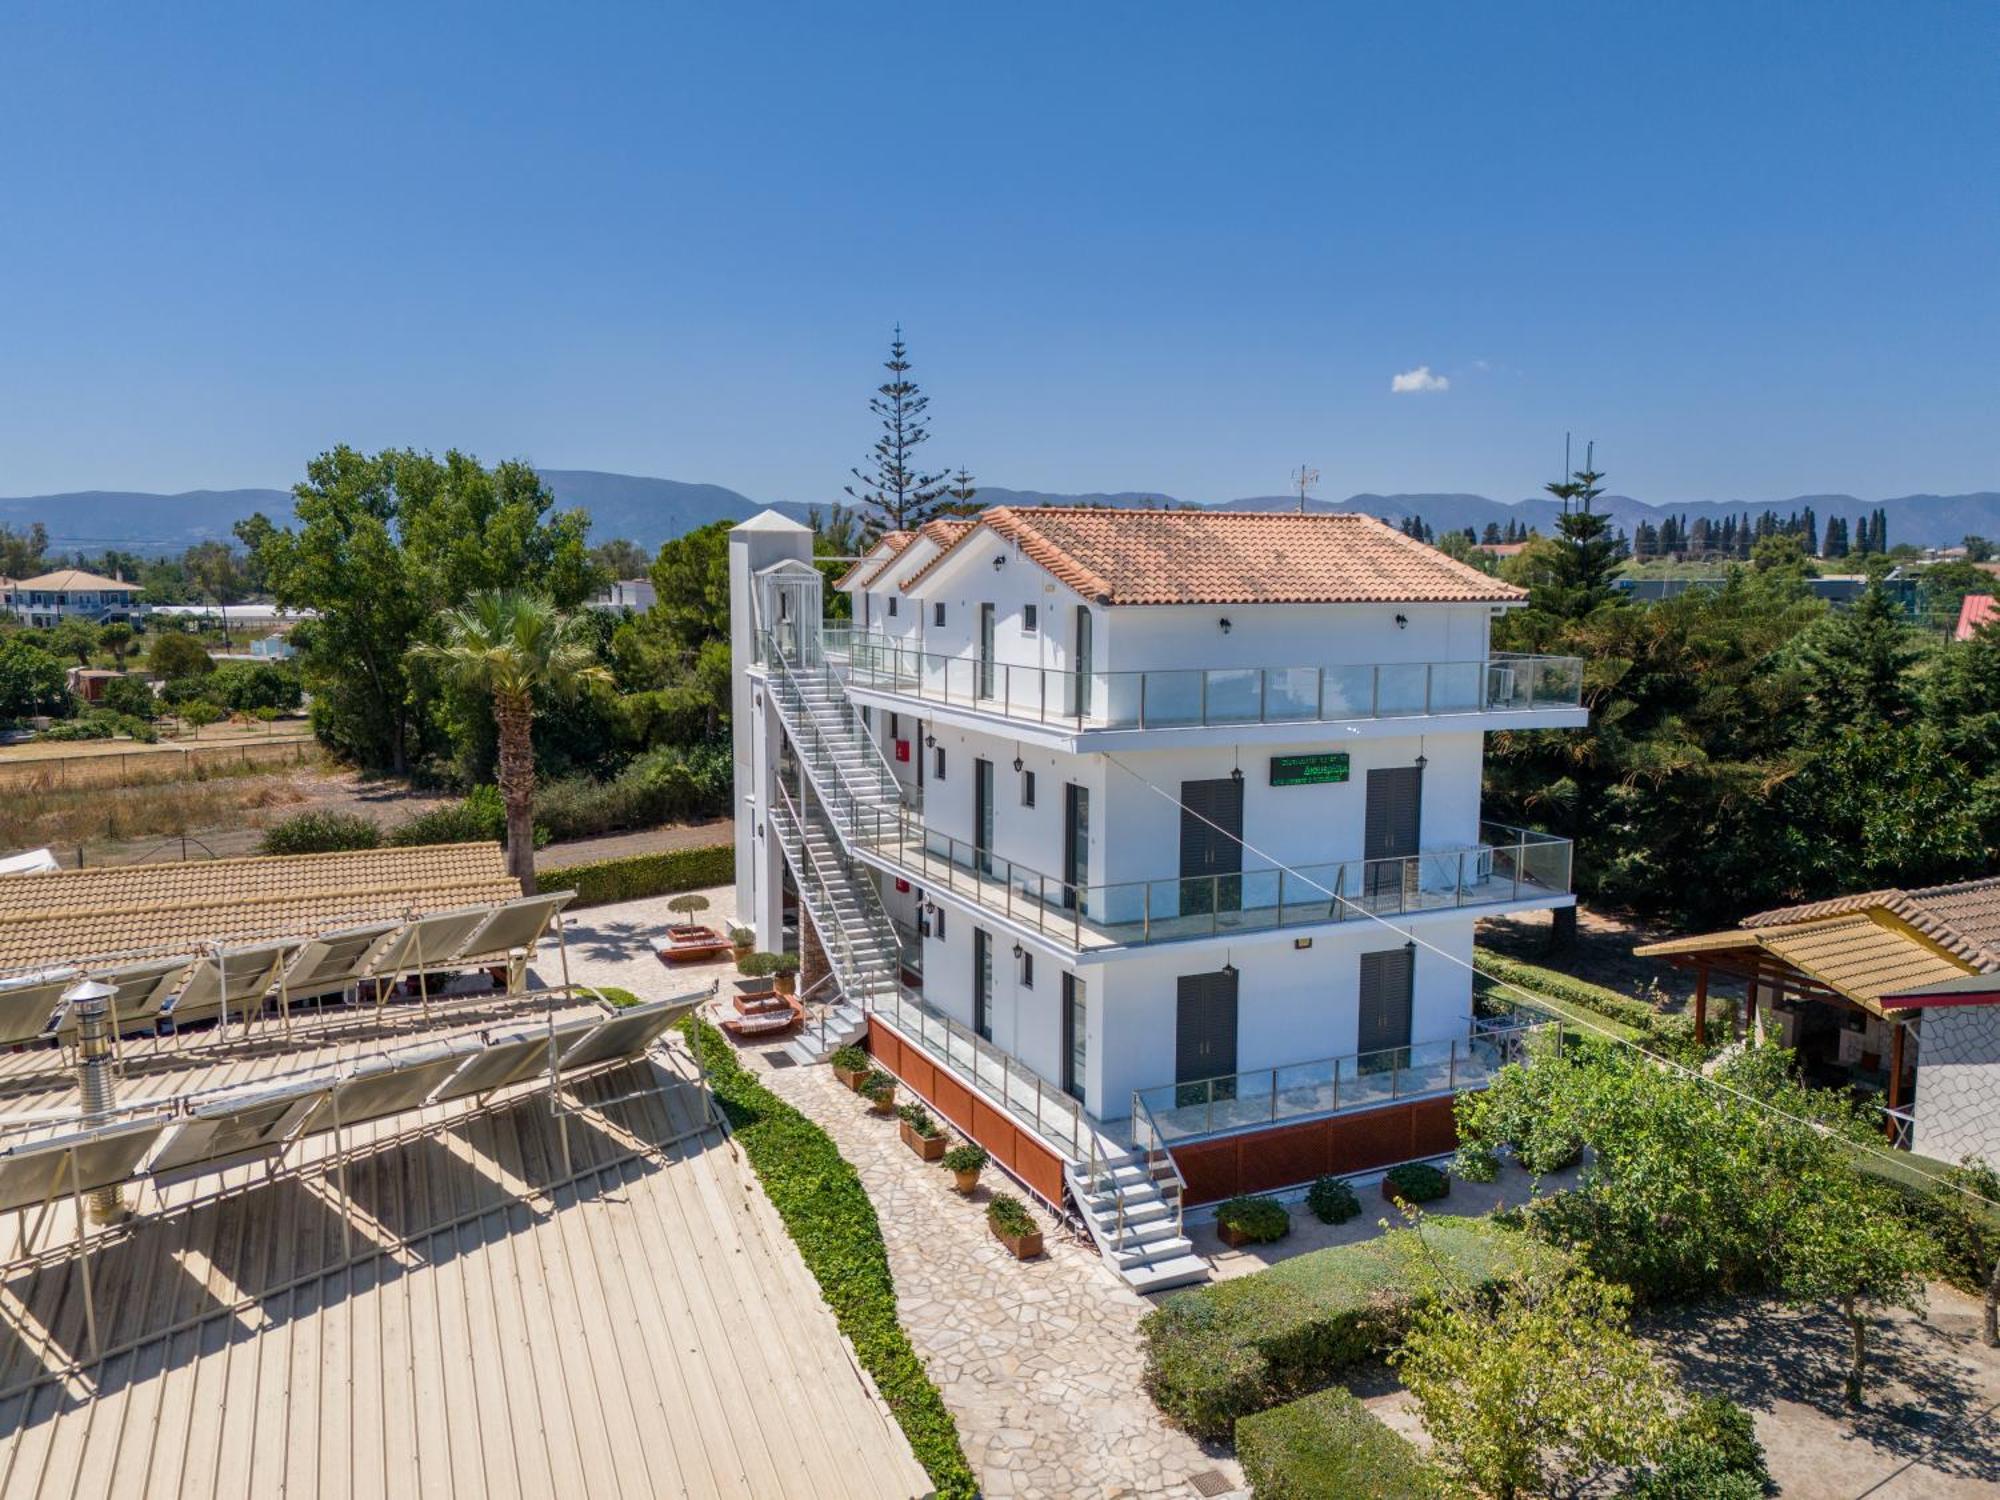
top-left (898, 507), bottom-right (1528, 605)
top-left (12, 568), bottom-right (142, 592)
top-left (1743, 877), bottom-right (2000, 972)
top-left (890, 518), bottom-right (977, 589)
top-left (835, 530), bottom-right (912, 590)
top-left (1956, 593), bottom-right (1997, 642)
top-left (0, 843), bottom-right (522, 975)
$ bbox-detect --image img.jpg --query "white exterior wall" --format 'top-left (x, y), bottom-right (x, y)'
top-left (730, 513), bottom-right (815, 946)
top-left (1098, 600), bottom-right (1493, 674)
top-left (1914, 1006), bottom-right (2000, 1168)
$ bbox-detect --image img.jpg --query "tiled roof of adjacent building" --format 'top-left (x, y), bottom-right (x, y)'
top-left (1742, 877), bottom-right (2000, 972)
top-left (1957, 593), bottom-right (1996, 642)
top-left (10, 568), bottom-right (143, 591)
top-left (835, 529), bottom-right (913, 590)
top-left (890, 518), bottom-right (978, 589)
top-left (0, 842), bottom-right (522, 974)
top-left (898, 507), bottom-right (1528, 605)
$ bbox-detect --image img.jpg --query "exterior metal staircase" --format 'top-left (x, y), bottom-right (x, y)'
top-left (768, 781), bottom-right (898, 1062)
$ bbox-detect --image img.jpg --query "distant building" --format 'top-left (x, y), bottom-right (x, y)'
top-left (0, 569), bottom-right (144, 628)
top-left (65, 667), bottom-right (138, 705)
top-left (591, 578), bottom-right (657, 614)
top-left (1473, 541), bottom-right (1528, 559)
top-left (1957, 594), bottom-right (1997, 642)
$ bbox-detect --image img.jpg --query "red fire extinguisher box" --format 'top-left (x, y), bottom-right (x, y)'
top-left (894, 740), bottom-right (910, 763)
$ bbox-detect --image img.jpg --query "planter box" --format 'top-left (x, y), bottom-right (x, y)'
top-left (1217, 1221), bottom-right (1289, 1249)
top-left (901, 1122), bottom-right (945, 1161)
top-left (990, 1222), bottom-right (1044, 1260)
top-left (833, 1063), bottom-right (868, 1091)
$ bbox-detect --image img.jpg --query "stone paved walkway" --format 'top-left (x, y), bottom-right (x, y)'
top-left (747, 1050), bottom-right (1241, 1500)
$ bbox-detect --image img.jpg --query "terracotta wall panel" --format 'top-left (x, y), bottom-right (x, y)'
top-left (1171, 1097), bottom-right (1462, 1204)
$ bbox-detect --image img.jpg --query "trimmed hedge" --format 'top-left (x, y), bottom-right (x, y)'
top-left (1474, 948), bottom-right (1660, 1039)
top-left (1306, 1176), bottom-right (1362, 1224)
top-left (1383, 1163), bottom-right (1450, 1204)
top-left (683, 1020), bottom-right (977, 1498)
top-left (1216, 1195), bottom-right (1291, 1244)
top-left (1238, 1386), bottom-right (1437, 1499)
top-left (542, 842), bottom-right (733, 908)
top-left (1142, 1217), bottom-right (1564, 1441)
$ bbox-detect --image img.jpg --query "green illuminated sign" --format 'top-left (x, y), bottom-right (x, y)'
top-left (1269, 752), bottom-right (1351, 787)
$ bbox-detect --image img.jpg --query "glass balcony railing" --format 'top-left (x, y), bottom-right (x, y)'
top-left (822, 627), bottom-right (1583, 730)
top-left (1130, 1016), bottom-right (1558, 1148)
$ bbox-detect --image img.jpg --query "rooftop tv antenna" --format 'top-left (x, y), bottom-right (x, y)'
top-left (1291, 464), bottom-right (1320, 513)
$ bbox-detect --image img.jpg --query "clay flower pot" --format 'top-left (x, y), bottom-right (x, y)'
top-left (833, 1063), bottom-right (868, 1091)
top-left (952, 1168), bottom-right (982, 1194)
top-left (991, 1222), bottom-right (1043, 1260)
top-left (867, 1086), bottom-right (897, 1116)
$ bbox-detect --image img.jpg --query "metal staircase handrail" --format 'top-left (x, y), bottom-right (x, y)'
top-left (767, 797), bottom-right (876, 1057)
top-left (774, 779), bottom-right (903, 980)
top-left (764, 630), bottom-right (912, 816)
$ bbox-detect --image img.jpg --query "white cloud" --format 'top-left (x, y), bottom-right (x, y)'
top-left (1390, 365), bottom-right (1450, 394)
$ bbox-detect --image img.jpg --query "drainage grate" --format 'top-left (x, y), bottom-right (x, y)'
top-left (761, 1050), bottom-right (798, 1068)
top-left (1187, 1471), bottom-right (1232, 1497)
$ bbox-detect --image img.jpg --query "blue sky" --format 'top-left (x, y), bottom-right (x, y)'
top-left (1, 2), bottom-right (1994, 506)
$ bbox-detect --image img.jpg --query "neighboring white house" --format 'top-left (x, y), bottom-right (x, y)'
top-left (591, 578), bottom-right (657, 614)
top-left (0, 569), bottom-right (144, 628)
top-left (730, 507), bottom-right (1587, 1288)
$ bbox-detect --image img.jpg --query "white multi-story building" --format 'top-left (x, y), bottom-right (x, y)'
top-left (0, 569), bottom-right (144, 628)
top-left (730, 506), bottom-right (1585, 1288)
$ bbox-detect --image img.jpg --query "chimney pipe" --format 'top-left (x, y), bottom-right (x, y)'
top-left (64, 979), bottom-right (128, 1224)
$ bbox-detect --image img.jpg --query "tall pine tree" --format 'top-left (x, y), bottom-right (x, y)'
top-left (845, 326), bottom-right (950, 538)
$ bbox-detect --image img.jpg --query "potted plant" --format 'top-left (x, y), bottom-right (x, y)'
top-left (770, 951), bottom-right (802, 996)
top-left (830, 1044), bottom-right (870, 1091)
top-left (898, 1103), bottom-right (945, 1161)
top-left (666, 892), bottom-right (711, 932)
top-left (1214, 1194), bottom-right (1291, 1247)
top-left (729, 926), bottom-right (755, 963)
top-left (1381, 1162), bottom-right (1451, 1205)
top-left (1305, 1175), bottom-right (1362, 1225)
top-left (943, 1144), bottom-right (989, 1194)
top-left (987, 1193), bottom-right (1043, 1259)
top-left (860, 1068), bottom-right (897, 1115)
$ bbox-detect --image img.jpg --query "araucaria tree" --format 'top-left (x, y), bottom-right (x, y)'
top-left (845, 326), bottom-right (950, 538)
top-left (408, 591), bottom-right (609, 891)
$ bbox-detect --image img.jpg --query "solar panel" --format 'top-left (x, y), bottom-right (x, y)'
top-left (429, 1019), bottom-right (597, 1104)
top-left (366, 906), bottom-right (500, 978)
top-left (556, 995), bottom-right (703, 1075)
top-left (170, 941), bottom-right (299, 1026)
top-left (299, 1040), bottom-right (481, 1135)
top-left (0, 969), bottom-right (77, 1046)
top-left (0, 1117), bottom-right (172, 1213)
top-left (457, 893), bottom-right (572, 961)
top-left (279, 922), bottom-right (400, 1000)
top-left (97, 957), bottom-right (194, 1033)
top-left (147, 1078), bottom-right (330, 1176)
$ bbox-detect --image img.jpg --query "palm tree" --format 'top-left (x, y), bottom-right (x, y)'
top-left (408, 591), bottom-right (610, 892)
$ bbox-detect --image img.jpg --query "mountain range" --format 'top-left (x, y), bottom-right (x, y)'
top-left (3, 469), bottom-right (1996, 556)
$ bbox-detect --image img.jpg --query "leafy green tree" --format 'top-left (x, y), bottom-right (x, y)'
top-left (1965, 535), bottom-right (1996, 563)
top-left (0, 636), bottom-right (67, 719)
top-left (97, 620), bottom-right (134, 666)
top-left (1395, 1245), bottom-right (1679, 1499)
top-left (179, 699), bottom-right (224, 734)
top-left (844, 326), bottom-right (950, 537)
top-left (408, 591), bottom-right (610, 891)
top-left (0, 523), bottom-right (47, 579)
top-left (590, 537), bottom-right (651, 581)
top-left (1930, 1159), bottom-right (2000, 1347)
top-left (1791, 582), bottom-right (1917, 735)
top-left (250, 446), bottom-right (597, 773)
top-left (1920, 558), bottom-right (1999, 621)
top-left (184, 540), bottom-right (246, 644)
top-left (643, 520), bottom-right (731, 654)
top-left (48, 616), bottom-right (99, 667)
top-left (148, 630), bottom-right (214, 681)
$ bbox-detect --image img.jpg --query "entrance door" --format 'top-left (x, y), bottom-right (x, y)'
top-left (1357, 946), bottom-right (1414, 1067)
top-left (1363, 765), bottom-right (1423, 904)
top-left (1062, 972), bottom-right (1087, 1104)
top-left (1180, 777), bottom-right (1245, 917)
top-left (973, 928), bottom-right (994, 1040)
top-left (1072, 606), bottom-right (1094, 718)
top-left (978, 603), bottom-right (997, 699)
top-left (974, 757), bottom-right (995, 874)
top-left (1062, 783), bottom-right (1089, 910)
top-left (1176, 968), bottom-right (1240, 1104)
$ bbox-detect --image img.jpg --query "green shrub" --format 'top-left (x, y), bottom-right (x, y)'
top-left (38, 717), bottom-right (115, 742)
top-left (897, 1103), bottom-right (940, 1138)
top-left (1455, 1060), bottom-right (1585, 1176)
top-left (529, 741), bottom-right (731, 842)
top-left (1383, 1163), bottom-right (1450, 1204)
top-left (829, 1045), bottom-right (868, 1073)
top-left (259, 810), bottom-right (383, 855)
top-left (1451, 1144), bottom-right (1501, 1183)
top-left (540, 842), bottom-right (733, 908)
top-left (727, 925), bottom-right (754, 946)
top-left (987, 1194), bottom-right (1035, 1235)
top-left (206, 661), bottom-right (302, 713)
top-left (597, 987), bottom-right (643, 1009)
top-left (681, 1021), bottom-right (976, 1497)
top-left (859, 1068), bottom-right (896, 1102)
top-left (389, 785), bottom-right (507, 846)
top-left (1626, 1393), bottom-right (1769, 1499)
top-left (147, 632), bottom-right (213, 680)
top-left (1142, 1218), bottom-right (1563, 1440)
top-left (97, 675), bottom-right (159, 720)
top-left (1216, 1195), bottom-right (1291, 1243)
top-left (1238, 1386), bottom-right (1438, 1500)
top-left (1306, 1176), bottom-right (1363, 1224)
top-left (943, 1144), bottom-right (988, 1174)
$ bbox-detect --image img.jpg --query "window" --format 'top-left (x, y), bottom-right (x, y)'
top-left (934, 602), bottom-right (947, 627)
top-left (973, 929), bottom-right (993, 1040)
top-left (1020, 949), bottom-right (1034, 988)
top-left (860, 705), bottom-right (871, 728)
top-left (1022, 603), bottom-right (1039, 633)
top-left (935, 906), bottom-right (947, 940)
top-left (934, 744), bottom-right (947, 780)
top-left (888, 712), bottom-right (900, 740)
top-left (888, 596), bottom-right (899, 617)
top-left (861, 593), bottom-right (871, 628)
top-left (1022, 770), bottom-right (1037, 807)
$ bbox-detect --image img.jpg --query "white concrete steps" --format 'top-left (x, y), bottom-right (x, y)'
top-left (1064, 1152), bottom-right (1209, 1292)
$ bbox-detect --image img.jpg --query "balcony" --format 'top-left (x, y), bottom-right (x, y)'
top-left (824, 626), bottom-right (1583, 732)
top-left (848, 801), bottom-right (1572, 950)
top-left (1130, 1015), bottom-right (1557, 1149)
